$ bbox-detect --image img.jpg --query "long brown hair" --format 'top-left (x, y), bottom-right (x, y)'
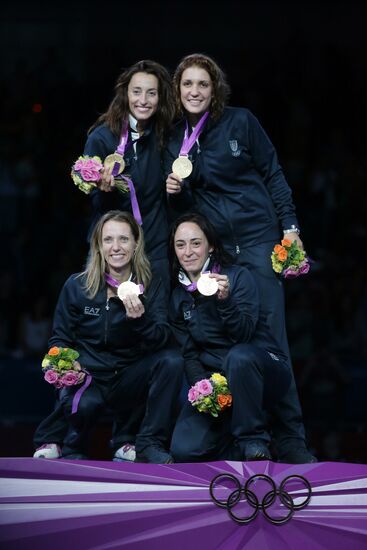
top-left (173, 53), bottom-right (231, 120)
top-left (89, 60), bottom-right (175, 148)
top-left (81, 210), bottom-right (151, 298)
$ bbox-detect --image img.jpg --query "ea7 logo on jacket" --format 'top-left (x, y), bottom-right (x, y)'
top-left (229, 140), bottom-right (241, 157)
top-left (84, 307), bottom-right (100, 316)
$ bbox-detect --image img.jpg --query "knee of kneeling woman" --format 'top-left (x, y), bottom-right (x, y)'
top-left (225, 344), bottom-right (262, 373)
top-left (160, 350), bottom-right (185, 376)
top-left (62, 392), bottom-right (102, 419)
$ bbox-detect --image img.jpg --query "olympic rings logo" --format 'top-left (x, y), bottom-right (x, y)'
top-left (209, 473), bottom-right (312, 525)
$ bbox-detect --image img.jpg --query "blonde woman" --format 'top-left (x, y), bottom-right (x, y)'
top-left (34, 210), bottom-right (182, 463)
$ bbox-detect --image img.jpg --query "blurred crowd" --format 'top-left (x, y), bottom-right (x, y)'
top-left (0, 35), bottom-right (366, 461)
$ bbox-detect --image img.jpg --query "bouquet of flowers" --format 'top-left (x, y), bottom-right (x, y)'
top-left (41, 347), bottom-right (86, 389)
top-left (271, 239), bottom-right (310, 279)
top-left (71, 155), bottom-right (103, 194)
top-left (188, 373), bottom-right (232, 417)
top-left (71, 155), bottom-right (129, 195)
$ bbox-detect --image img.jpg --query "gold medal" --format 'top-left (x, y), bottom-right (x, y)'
top-left (172, 156), bottom-right (193, 179)
top-left (117, 281), bottom-right (142, 301)
top-left (197, 274), bottom-right (219, 296)
top-left (104, 153), bottom-right (125, 174)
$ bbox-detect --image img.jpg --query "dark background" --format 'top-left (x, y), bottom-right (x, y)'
top-left (1, 1), bottom-right (366, 462)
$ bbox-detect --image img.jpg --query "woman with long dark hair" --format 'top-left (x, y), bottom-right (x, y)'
top-left (86, 59), bottom-right (175, 281)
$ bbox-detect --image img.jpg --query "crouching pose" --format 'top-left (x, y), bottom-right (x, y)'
top-left (34, 210), bottom-right (183, 463)
top-left (169, 213), bottom-right (291, 462)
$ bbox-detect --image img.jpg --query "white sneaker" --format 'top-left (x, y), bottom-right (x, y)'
top-left (33, 443), bottom-right (61, 459)
top-left (113, 443), bottom-right (136, 462)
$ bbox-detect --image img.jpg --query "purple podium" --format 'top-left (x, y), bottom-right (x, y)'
top-left (0, 458), bottom-right (366, 549)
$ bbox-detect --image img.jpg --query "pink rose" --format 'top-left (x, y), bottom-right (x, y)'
top-left (44, 370), bottom-right (59, 384)
top-left (283, 260), bottom-right (310, 279)
top-left (196, 379), bottom-right (213, 396)
top-left (188, 386), bottom-right (200, 403)
top-left (61, 371), bottom-right (79, 386)
top-left (74, 158), bottom-right (102, 182)
top-left (80, 166), bottom-right (101, 182)
top-left (282, 267), bottom-right (299, 279)
top-left (298, 261), bottom-right (310, 275)
top-left (74, 159), bottom-right (85, 171)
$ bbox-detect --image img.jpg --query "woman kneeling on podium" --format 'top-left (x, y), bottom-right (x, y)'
top-left (169, 213), bottom-right (291, 462)
top-left (34, 210), bottom-right (183, 463)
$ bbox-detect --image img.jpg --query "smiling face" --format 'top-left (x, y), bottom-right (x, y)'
top-left (102, 220), bottom-right (136, 279)
top-left (180, 66), bottom-right (213, 124)
top-left (127, 72), bottom-right (159, 127)
top-left (174, 222), bottom-right (213, 281)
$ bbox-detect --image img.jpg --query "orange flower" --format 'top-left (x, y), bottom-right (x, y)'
top-left (217, 394), bottom-right (233, 409)
top-left (281, 238), bottom-right (292, 247)
top-left (48, 346), bottom-right (60, 356)
top-left (277, 248), bottom-right (288, 261)
top-left (274, 244), bottom-right (283, 254)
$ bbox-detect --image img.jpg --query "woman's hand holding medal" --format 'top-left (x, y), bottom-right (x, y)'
top-left (117, 281), bottom-right (145, 319)
top-left (207, 273), bottom-right (230, 301)
top-left (121, 293), bottom-right (145, 318)
top-left (214, 274), bottom-right (230, 300)
top-left (196, 273), bottom-right (230, 300)
top-left (167, 111), bottom-right (209, 195)
top-left (98, 163), bottom-right (116, 192)
top-left (166, 172), bottom-right (183, 194)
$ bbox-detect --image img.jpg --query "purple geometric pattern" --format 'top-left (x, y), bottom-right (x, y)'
top-left (0, 458), bottom-right (366, 549)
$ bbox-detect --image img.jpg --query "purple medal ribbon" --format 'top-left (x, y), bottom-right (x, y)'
top-left (110, 122), bottom-right (143, 226)
top-left (71, 373), bottom-right (92, 414)
top-left (104, 273), bottom-right (144, 294)
top-left (180, 262), bottom-right (220, 293)
top-left (117, 175), bottom-right (142, 226)
top-left (179, 111), bottom-right (210, 156)
top-left (116, 122), bottom-right (130, 157)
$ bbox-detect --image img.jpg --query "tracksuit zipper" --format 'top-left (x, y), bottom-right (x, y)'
top-left (105, 298), bottom-right (110, 344)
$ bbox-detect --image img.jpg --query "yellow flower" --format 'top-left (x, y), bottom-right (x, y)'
top-left (42, 358), bottom-right (51, 368)
top-left (211, 373), bottom-right (227, 385)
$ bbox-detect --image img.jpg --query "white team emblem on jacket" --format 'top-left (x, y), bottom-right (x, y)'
top-left (229, 140), bottom-right (241, 157)
top-left (84, 306), bottom-right (100, 316)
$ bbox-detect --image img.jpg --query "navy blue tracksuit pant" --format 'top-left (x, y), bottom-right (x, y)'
top-left (59, 349), bottom-right (183, 458)
top-left (171, 343), bottom-right (291, 463)
top-left (236, 241), bottom-right (307, 453)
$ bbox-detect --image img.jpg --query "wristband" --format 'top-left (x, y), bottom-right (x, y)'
top-left (283, 225), bottom-right (300, 235)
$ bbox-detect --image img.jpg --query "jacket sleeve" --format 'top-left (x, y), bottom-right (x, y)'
top-left (216, 268), bottom-right (259, 343)
top-left (245, 110), bottom-right (299, 230)
top-left (169, 296), bottom-right (207, 386)
top-left (129, 277), bottom-right (171, 351)
top-left (48, 276), bottom-right (80, 349)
